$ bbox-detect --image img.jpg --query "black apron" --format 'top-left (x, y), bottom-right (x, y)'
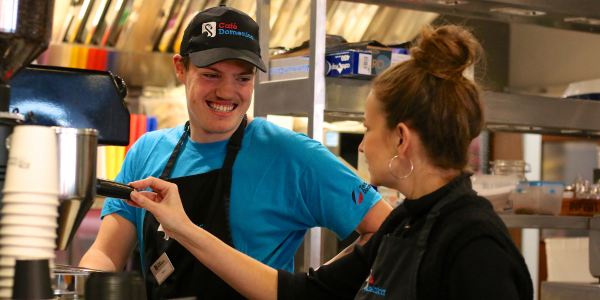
top-left (143, 117), bottom-right (248, 300)
top-left (355, 183), bottom-right (473, 299)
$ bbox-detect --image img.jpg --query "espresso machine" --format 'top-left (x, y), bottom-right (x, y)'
top-left (0, 0), bottom-right (136, 298)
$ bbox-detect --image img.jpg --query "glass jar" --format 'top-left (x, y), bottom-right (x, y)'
top-left (489, 160), bottom-right (530, 181)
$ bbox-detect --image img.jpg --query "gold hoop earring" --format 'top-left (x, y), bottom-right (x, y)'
top-left (389, 156), bottom-right (413, 179)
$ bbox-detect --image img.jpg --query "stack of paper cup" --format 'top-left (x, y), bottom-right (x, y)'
top-left (0, 125), bottom-right (59, 299)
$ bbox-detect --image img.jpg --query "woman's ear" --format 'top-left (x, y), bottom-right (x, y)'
top-left (396, 123), bottom-right (411, 154)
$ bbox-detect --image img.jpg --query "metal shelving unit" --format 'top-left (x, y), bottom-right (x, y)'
top-left (259, 77), bottom-right (600, 138)
top-left (500, 214), bottom-right (592, 230)
top-left (253, 0), bottom-right (600, 272)
top-left (342, 0), bottom-right (600, 35)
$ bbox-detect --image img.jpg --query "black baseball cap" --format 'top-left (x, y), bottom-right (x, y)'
top-left (180, 5), bottom-right (267, 72)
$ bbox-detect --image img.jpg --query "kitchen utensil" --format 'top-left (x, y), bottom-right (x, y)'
top-left (53, 264), bottom-right (103, 298)
top-left (96, 178), bottom-right (135, 200)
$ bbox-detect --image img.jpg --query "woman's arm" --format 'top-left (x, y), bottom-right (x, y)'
top-left (128, 177), bottom-right (278, 300)
top-left (128, 176), bottom-right (377, 300)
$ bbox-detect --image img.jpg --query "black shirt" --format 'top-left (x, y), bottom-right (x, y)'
top-left (277, 174), bottom-right (533, 300)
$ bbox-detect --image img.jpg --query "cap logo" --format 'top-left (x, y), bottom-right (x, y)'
top-left (219, 22), bottom-right (237, 29)
top-left (202, 22), bottom-right (217, 37)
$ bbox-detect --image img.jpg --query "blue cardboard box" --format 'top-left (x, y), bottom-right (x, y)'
top-left (325, 50), bottom-right (373, 78)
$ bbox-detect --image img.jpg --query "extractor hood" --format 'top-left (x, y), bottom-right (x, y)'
top-left (341, 0), bottom-right (600, 35)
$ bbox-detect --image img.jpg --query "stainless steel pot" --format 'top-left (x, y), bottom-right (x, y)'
top-left (54, 127), bottom-right (98, 250)
top-left (53, 264), bottom-right (103, 299)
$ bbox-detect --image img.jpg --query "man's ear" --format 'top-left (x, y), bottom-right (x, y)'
top-left (173, 54), bottom-right (186, 84)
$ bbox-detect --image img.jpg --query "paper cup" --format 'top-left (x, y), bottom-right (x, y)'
top-left (3, 125), bottom-right (58, 194)
top-left (0, 225), bottom-right (57, 238)
top-left (0, 257), bottom-right (14, 268)
top-left (0, 268), bottom-right (13, 278)
top-left (0, 246), bottom-right (55, 259)
top-left (0, 236), bottom-right (56, 248)
top-left (1, 192), bottom-right (59, 205)
top-left (0, 215), bottom-right (58, 228)
top-left (0, 287), bottom-right (12, 299)
top-left (0, 277), bottom-right (12, 288)
top-left (1, 203), bottom-right (59, 217)
top-left (0, 287), bottom-right (10, 299)
top-left (12, 259), bottom-right (54, 300)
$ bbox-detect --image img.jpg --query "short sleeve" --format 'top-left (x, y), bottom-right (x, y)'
top-left (300, 143), bottom-right (381, 240)
top-left (99, 136), bottom-right (144, 225)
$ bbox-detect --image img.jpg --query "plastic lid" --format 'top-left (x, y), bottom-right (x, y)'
top-left (518, 181), bottom-right (565, 186)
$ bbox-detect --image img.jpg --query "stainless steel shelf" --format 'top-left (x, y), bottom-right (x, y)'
top-left (256, 76), bottom-right (600, 137)
top-left (483, 92), bottom-right (600, 137)
top-left (342, 0), bottom-right (600, 35)
top-left (255, 77), bottom-right (371, 118)
top-left (500, 214), bottom-right (591, 229)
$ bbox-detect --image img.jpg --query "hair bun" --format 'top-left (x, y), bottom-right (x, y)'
top-left (411, 25), bottom-right (482, 81)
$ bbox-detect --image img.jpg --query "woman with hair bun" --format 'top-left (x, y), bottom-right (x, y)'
top-left (126, 24), bottom-right (533, 300)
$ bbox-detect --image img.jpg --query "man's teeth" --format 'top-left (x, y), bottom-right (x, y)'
top-left (208, 102), bottom-right (235, 113)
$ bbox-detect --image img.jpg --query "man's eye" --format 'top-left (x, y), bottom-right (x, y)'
top-left (238, 77), bottom-right (251, 82)
top-left (204, 74), bottom-right (219, 79)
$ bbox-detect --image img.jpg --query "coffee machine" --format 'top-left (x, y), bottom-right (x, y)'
top-left (0, 0), bottom-right (133, 298)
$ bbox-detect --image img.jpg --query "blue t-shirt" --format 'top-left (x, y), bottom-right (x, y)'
top-left (101, 118), bottom-right (381, 272)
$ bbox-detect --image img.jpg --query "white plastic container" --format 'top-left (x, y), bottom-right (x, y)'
top-left (513, 181), bottom-right (565, 215)
top-left (471, 174), bottom-right (520, 213)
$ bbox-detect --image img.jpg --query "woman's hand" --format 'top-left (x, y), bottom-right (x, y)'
top-left (127, 177), bottom-right (192, 239)
top-left (128, 177), bottom-right (278, 300)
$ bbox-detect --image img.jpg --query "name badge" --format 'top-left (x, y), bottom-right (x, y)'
top-left (150, 252), bottom-right (175, 285)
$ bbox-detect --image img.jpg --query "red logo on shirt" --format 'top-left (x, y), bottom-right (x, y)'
top-left (352, 182), bottom-right (371, 205)
top-left (352, 190), bottom-right (363, 204)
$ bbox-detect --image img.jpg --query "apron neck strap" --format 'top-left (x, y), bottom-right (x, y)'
top-left (159, 116), bottom-right (248, 180)
top-left (159, 121), bottom-right (190, 180)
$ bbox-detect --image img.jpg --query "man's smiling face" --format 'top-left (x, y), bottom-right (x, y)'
top-left (176, 58), bottom-right (256, 143)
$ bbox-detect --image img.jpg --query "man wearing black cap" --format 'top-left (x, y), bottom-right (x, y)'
top-left (81, 5), bottom-right (391, 299)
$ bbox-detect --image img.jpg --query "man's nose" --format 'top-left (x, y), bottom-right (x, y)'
top-left (215, 79), bottom-right (236, 100)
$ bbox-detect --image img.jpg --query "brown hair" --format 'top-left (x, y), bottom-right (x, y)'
top-left (372, 24), bottom-right (484, 170)
top-left (180, 55), bottom-right (191, 70)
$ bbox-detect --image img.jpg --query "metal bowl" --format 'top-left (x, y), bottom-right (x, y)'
top-left (53, 264), bottom-right (103, 299)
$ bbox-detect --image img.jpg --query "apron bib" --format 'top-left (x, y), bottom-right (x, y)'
top-left (355, 184), bottom-right (473, 300)
top-left (143, 117), bottom-right (248, 300)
